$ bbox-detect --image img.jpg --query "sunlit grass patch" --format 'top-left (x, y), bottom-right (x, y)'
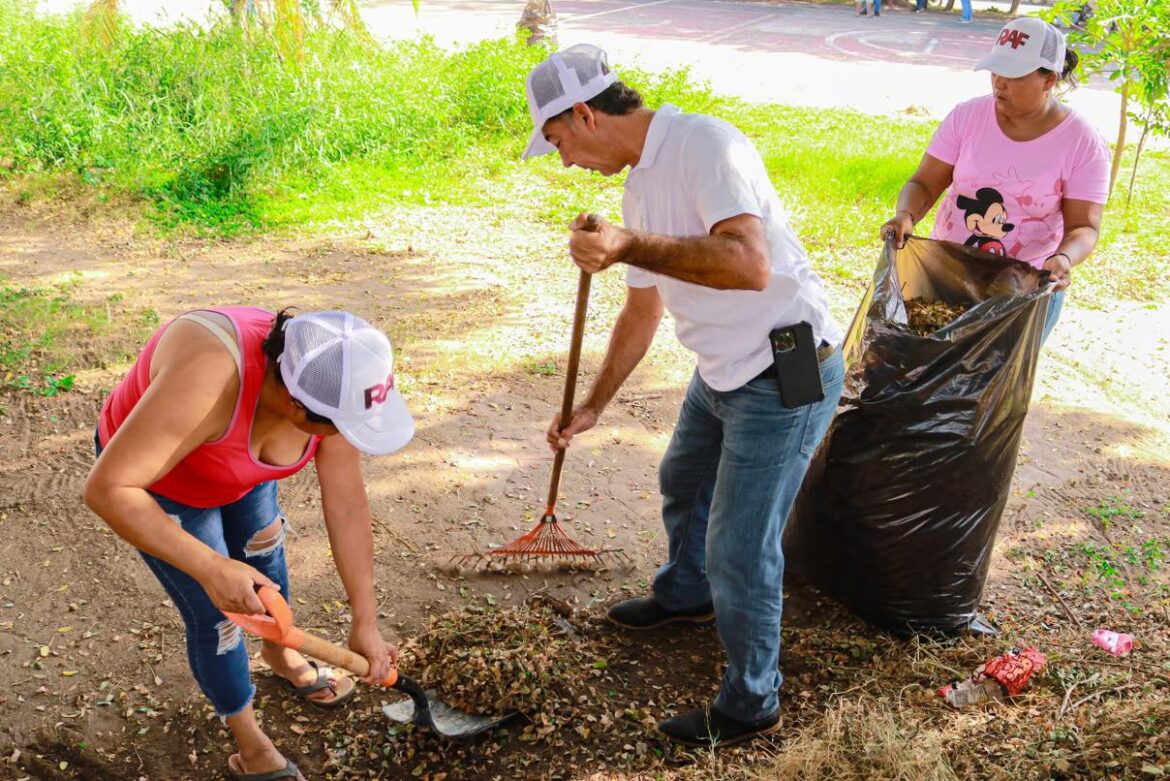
top-left (0, 277), bottom-right (157, 397)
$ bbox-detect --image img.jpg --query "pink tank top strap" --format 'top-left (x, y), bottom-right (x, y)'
top-left (99, 307), bottom-right (320, 508)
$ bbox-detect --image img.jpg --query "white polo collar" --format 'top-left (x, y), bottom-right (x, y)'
top-left (633, 104), bottom-right (681, 171)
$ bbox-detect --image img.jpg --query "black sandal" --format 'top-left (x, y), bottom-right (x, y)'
top-left (227, 757), bottom-right (302, 780)
top-left (282, 661), bottom-right (356, 709)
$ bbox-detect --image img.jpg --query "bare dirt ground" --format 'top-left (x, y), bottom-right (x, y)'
top-left (1, 197), bottom-right (1168, 780)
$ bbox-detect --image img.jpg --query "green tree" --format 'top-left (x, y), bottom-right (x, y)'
top-left (83, 0), bottom-right (377, 62)
top-left (1048, 0), bottom-right (1170, 197)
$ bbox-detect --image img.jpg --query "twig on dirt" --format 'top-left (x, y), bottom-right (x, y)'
top-left (1057, 675), bottom-right (1088, 720)
top-left (617, 393), bottom-right (662, 403)
top-left (829, 681), bottom-right (875, 700)
top-left (1069, 681), bottom-right (1151, 712)
top-left (1034, 640), bottom-right (1168, 676)
top-left (1037, 571), bottom-right (1083, 628)
top-left (371, 515), bottom-right (421, 555)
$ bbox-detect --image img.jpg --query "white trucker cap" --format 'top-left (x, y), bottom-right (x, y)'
top-left (279, 311), bottom-right (414, 455)
top-left (522, 43), bottom-right (619, 158)
top-left (975, 17), bottom-right (1067, 79)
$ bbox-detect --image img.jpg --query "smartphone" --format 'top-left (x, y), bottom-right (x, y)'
top-left (769, 322), bottom-right (824, 409)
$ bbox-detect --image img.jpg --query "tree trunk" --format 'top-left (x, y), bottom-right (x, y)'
top-left (1008, 0), bottom-right (1021, 14)
top-left (1108, 79), bottom-right (1130, 198)
top-left (1125, 109), bottom-right (1152, 208)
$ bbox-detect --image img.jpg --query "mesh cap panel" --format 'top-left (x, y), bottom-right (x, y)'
top-left (297, 341), bottom-right (345, 409)
top-left (1039, 27), bottom-right (1062, 69)
top-left (530, 64), bottom-right (566, 112)
top-left (564, 46), bottom-right (607, 86)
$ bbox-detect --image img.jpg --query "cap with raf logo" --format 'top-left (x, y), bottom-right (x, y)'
top-left (278, 311), bottom-right (414, 455)
top-left (975, 17), bottom-right (1067, 79)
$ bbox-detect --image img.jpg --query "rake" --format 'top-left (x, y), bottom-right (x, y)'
top-left (455, 218), bottom-right (626, 570)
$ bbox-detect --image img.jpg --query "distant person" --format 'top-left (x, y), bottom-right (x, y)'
top-left (959, 0), bottom-right (972, 23)
top-left (85, 307), bottom-right (414, 781)
top-left (914, 0), bottom-right (926, 13)
top-left (521, 44), bottom-right (844, 747)
top-left (857, 0), bottom-right (882, 16)
top-left (880, 17), bottom-right (1108, 342)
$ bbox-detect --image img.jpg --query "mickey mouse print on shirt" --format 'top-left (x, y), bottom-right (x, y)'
top-left (924, 94), bottom-right (1111, 269)
top-left (956, 187), bottom-right (1015, 256)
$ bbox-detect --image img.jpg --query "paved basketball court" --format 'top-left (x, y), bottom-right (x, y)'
top-left (37, 0), bottom-right (1124, 140)
top-left (363, 0), bottom-right (1122, 140)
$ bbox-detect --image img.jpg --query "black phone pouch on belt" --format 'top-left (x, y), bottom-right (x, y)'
top-left (767, 321), bottom-right (825, 409)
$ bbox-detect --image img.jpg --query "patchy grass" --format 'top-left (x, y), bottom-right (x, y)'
top-left (0, 276), bottom-right (156, 397)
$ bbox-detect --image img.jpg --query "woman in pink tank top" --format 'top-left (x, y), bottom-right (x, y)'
top-left (85, 307), bottom-right (414, 781)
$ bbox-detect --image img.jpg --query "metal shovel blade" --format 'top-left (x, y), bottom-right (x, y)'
top-left (382, 675), bottom-right (517, 738)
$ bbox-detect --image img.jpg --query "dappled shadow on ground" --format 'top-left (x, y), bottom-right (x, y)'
top-left (3, 366), bottom-right (1168, 779)
top-left (2, 207), bottom-right (1168, 779)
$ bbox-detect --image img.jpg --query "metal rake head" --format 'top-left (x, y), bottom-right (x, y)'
top-left (451, 513), bottom-right (628, 571)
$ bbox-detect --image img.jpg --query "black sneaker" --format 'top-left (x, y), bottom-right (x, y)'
top-left (606, 596), bottom-right (715, 630)
top-left (658, 704), bottom-right (781, 748)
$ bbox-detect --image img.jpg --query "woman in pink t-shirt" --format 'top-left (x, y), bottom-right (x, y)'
top-left (881, 17), bottom-right (1110, 341)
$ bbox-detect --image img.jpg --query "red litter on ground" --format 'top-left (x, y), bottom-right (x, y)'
top-left (937, 645), bottom-right (1047, 709)
top-left (1091, 628), bottom-right (1134, 656)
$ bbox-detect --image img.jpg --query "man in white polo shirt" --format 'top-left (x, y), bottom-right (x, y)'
top-left (523, 44), bottom-right (844, 747)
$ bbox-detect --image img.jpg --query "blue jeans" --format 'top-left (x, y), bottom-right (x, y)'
top-left (94, 435), bottom-right (289, 717)
top-left (1041, 289), bottom-right (1064, 344)
top-left (960, 0), bottom-right (972, 20)
top-left (652, 352), bottom-right (845, 722)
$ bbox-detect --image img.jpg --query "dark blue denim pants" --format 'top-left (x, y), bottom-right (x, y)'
top-left (95, 435), bottom-right (290, 717)
top-left (652, 352), bottom-right (845, 722)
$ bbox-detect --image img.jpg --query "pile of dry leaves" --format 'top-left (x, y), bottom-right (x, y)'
top-left (905, 298), bottom-right (971, 337)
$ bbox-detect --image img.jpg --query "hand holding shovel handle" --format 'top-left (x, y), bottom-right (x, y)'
top-left (225, 586), bottom-right (516, 738)
top-left (224, 586), bottom-right (398, 687)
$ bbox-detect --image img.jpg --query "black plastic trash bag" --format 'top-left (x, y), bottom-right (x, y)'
top-left (784, 237), bottom-right (1052, 637)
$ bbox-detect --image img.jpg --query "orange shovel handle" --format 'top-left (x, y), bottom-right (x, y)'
top-left (223, 586), bottom-right (398, 687)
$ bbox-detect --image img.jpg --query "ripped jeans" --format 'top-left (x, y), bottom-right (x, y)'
top-left (95, 433), bottom-right (289, 717)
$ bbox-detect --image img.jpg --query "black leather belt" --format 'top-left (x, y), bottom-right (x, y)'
top-left (752, 342), bottom-right (837, 382)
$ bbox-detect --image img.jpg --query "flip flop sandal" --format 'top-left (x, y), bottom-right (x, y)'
top-left (226, 756), bottom-right (303, 780)
top-left (282, 661), bottom-right (356, 709)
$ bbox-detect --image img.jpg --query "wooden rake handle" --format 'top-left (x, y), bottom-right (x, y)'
top-left (545, 214), bottom-right (600, 512)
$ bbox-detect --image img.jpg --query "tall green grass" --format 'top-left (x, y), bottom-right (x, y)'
top-left (0, 2), bottom-right (707, 233)
top-left (0, 1), bottom-right (546, 230)
top-left (1, 0), bottom-right (1167, 302)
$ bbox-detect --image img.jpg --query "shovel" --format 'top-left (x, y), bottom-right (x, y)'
top-left (224, 586), bottom-right (516, 738)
